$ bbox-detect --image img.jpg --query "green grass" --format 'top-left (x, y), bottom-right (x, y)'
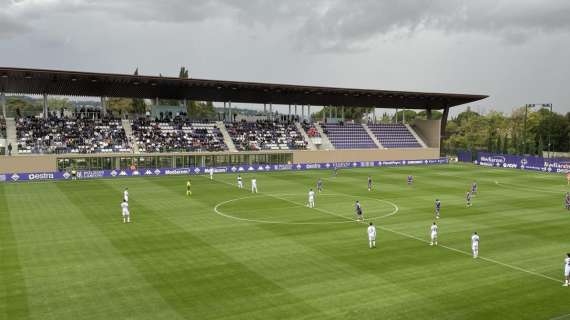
top-left (1, 164), bottom-right (570, 319)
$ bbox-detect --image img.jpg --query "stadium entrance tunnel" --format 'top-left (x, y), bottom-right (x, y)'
top-left (214, 193), bottom-right (398, 225)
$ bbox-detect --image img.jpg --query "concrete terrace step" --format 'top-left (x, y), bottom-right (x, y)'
top-left (5, 118), bottom-right (18, 155)
top-left (405, 124), bottom-right (428, 148)
top-left (121, 119), bottom-right (137, 153)
top-left (216, 121), bottom-right (238, 152)
top-left (294, 122), bottom-right (317, 151)
top-left (313, 123), bottom-right (335, 150)
top-left (361, 123), bottom-right (384, 149)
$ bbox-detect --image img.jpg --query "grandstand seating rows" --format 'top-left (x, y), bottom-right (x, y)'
top-left (131, 117), bottom-right (227, 153)
top-left (368, 124), bottom-right (422, 148)
top-left (16, 116), bottom-right (131, 154)
top-left (226, 120), bottom-right (307, 151)
top-left (322, 123), bottom-right (377, 149)
top-left (11, 116), bottom-right (424, 154)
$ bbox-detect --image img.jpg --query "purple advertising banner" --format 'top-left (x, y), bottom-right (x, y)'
top-left (476, 152), bottom-right (570, 173)
top-left (1, 158), bottom-right (449, 183)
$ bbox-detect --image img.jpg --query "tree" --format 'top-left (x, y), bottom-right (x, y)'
top-left (496, 135), bottom-right (502, 154)
top-left (107, 97), bottom-right (133, 115)
top-left (417, 110), bottom-right (443, 120)
top-left (313, 107), bottom-right (373, 122)
top-left (537, 136), bottom-right (544, 157)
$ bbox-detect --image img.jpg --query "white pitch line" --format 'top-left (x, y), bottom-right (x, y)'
top-left (204, 175), bottom-right (563, 284)
top-left (551, 313), bottom-right (570, 320)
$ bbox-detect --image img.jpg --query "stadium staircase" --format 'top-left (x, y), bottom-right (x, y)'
top-left (294, 122), bottom-right (317, 150)
top-left (362, 124), bottom-right (384, 149)
top-left (405, 124), bottom-right (428, 148)
top-left (216, 121), bottom-right (238, 152)
top-left (5, 118), bottom-right (18, 155)
top-left (121, 119), bottom-right (138, 153)
top-left (313, 123), bottom-right (335, 150)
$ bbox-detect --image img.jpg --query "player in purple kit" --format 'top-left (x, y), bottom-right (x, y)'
top-left (466, 191), bottom-right (472, 207)
top-left (435, 199), bottom-right (441, 219)
top-left (564, 192), bottom-right (570, 210)
top-left (471, 181), bottom-right (478, 196)
top-left (407, 175), bottom-right (413, 185)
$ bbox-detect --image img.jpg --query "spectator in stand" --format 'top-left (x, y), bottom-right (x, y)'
top-left (131, 116), bottom-right (227, 153)
top-left (16, 114), bottom-right (131, 154)
top-left (226, 119), bottom-right (307, 151)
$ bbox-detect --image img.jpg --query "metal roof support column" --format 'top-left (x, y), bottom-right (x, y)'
top-left (341, 106), bottom-right (344, 121)
top-left (223, 102), bottom-right (227, 121)
top-left (426, 108), bottom-right (432, 120)
top-left (100, 97), bottom-right (106, 116)
top-left (440, 105), bottom-right (450, 152)
top-left (402, 108), bottom-right (406, 124)
top-left (1, 92), bottom-right (6, 118)
top-left (301, 105), bottom-right (305, 121)
top-left (264, 103), bottom-right (267, 119)
top-left (269, 103), bottom-right (273, 121)
top-left (229, 101), bottom-right (232, 122)
top-left (395, 108), bottom-right (398, 124)
top-left (294, 104), bottom-right (298, 121)
top-left (288, 105), bottom-right (291, 121)
top-left (307, 105), bottom-right (311, 122)
top-left (43, 93), bottom-right (48, 119)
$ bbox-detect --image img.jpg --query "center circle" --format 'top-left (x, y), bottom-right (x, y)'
top-left (214, 193), bottom-right (399, 225)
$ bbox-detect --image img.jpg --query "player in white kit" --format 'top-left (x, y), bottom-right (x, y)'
top-left (564, 253), bottom-right (570, 287)
top-left (471, 232), bottom-right (479, 258)
top-left (209, 168), bottom-right (214, 180)
top-left (367, 222), bottom-right (376, 248)
top-left (121, 200), bottom-right (130, 223)
top-left (123, 188), bottom-right (129, 202)
top-left (430, 222), bottom-right (438, 246)
top-left (237, 175), bottom-right (243, 189)
top-left (307, 189), bottom-right (316, 208)
top-left (251, 178), bottom-right (258, 193)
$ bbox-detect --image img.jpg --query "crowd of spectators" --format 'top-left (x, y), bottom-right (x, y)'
top-left (226, 120), bottom-right (307, 151)
top-left (301, 120), bottom-right (320, 137)
top-left (16, 115), bottom-right (131, 154)
top-left (131, 116), bottom-right (227, 153)
top-left (0, 117), bottom-right (6, 138)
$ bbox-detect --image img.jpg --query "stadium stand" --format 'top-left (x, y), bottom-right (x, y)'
top-left (16, 115), bottom-right (131, 154)
top-left (131, 117), bottom-right (227, 153)
top-left (321, 123), bottom-right (377, 149)
top-left (301, 120), bottom-right (320, 137)
top-left (368, 124), bottom-right (422, 148)
top-left (226, 120), bottom-right (307, 151)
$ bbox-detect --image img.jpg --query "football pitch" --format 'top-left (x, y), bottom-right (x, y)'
top-left (1, 164), bottom-right (569, 320)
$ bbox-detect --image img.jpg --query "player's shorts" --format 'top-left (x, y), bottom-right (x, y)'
top-left (368, 236), bottom-right (376, 241)
top-left (122, 210), bottom-right (129, 217)
top-left (472, 245), bottom-right (478, 251)
top-left (431, 232), bottom-right (437, 239)
top-left (309, 197), bottom-right (314, 202)
top-left (565, 267), bottom-right (570, 277)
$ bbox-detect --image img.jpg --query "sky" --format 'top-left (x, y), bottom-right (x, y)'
top-left (1, 0), bottom-right (570, 116)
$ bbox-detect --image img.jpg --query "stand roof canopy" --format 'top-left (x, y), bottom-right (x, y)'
top-left (0, 67), bottom-right (487, 109)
